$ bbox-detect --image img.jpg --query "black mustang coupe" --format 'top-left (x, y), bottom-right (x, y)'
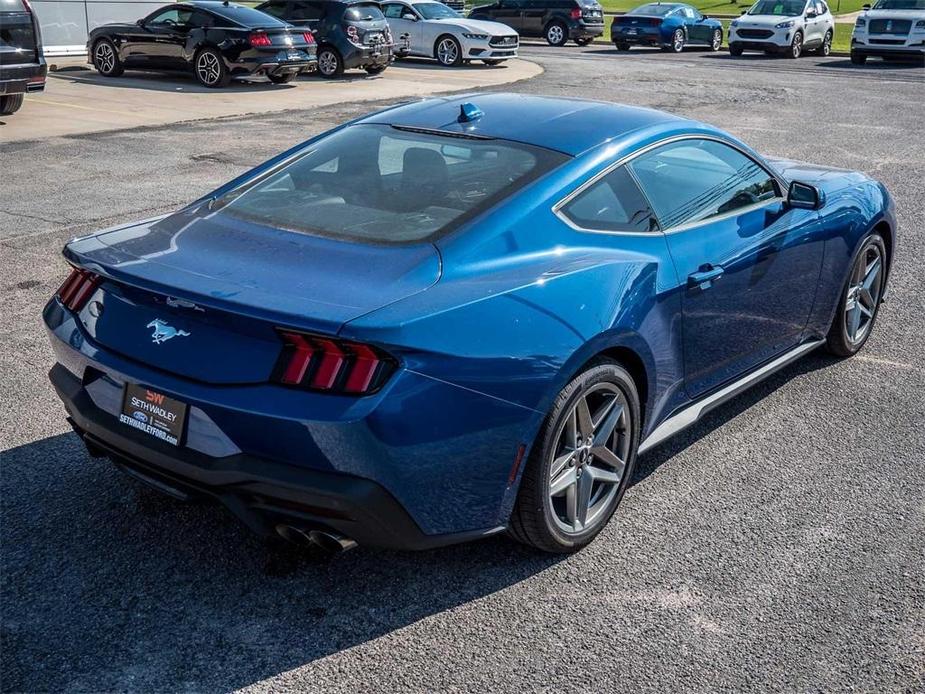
top-left (87, 0), bottom-right (317, 87)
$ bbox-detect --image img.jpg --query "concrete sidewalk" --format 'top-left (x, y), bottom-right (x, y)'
top-left (0, 57), bottom-right (542, 143)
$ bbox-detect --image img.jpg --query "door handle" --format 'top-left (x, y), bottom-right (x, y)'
top-left (688, 264), bottom-right (724, 290)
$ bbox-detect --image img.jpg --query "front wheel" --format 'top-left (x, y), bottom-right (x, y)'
top-left (710, 28), bottom-right (723, 51)
top-left (825, 234), bottom-right (886, 357)
top-left (616, 42), bottom-right (631, 51)
top-left (508, 359), bottom-right (640, 553)
top-left (316, 47), bottom-right (344, 78)
top-left (194, 47), bottom-right (231, 87)
top-left (0, 93), bottom-right (24, 115)
top-left (818, 29), bottom-right (832, 55)
top-left (729, 42), bottom-right (744, 56)
top-left (545, 21), bottom-right (568, 47)
top-left (92, 38), bottom-right (124, 77)
top-left (435, 35), bottom-right (463, 66)
top-left (787, 30), bottom-right (803, 58)
top-left (850, 51), bottom-right (867, 65)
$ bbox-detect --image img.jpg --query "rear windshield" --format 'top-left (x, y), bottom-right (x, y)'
top-left (748, 0), bottom-right (806, 14)
top-left (630, 4), bottom-right (678, 15)
top-left (344, 3), bottom-right (386, 20)
top-left (873, 0), bottom-right (925, 7)
top-left (214, 124), bottom-right (567, 244)
top-left (210, 3), bottom-right (290, 26)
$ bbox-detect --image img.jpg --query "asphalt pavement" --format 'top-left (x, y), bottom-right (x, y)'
top-left (1, 47), bottom-right (923, 693)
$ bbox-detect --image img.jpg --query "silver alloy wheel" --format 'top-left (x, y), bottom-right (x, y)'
top-left (547, 24), bottom-right (565, 44)
top-left (845, 243), bottom-right (883, 345)
top-left (436, 37), bottom-right (459, 65)
top-left (791, 32), bottom-right (802, 57)
top-left (821, 30), bottom-right (832, 55)
top-left (711, 28), bottom-right (722, 50)
top-left (547, 383), bottom-right (631, 534)
top-left (318, 49), bottom-right (339, 75)
top-left (673, 29), bottom-right (685, 51)
top-left (196, 51), bottom-right (221, 85)
top-left (95, 41), bottom-right (116, 74)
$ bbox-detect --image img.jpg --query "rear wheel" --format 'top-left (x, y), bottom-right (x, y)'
top-left (850, 51), bottom-right (867, 64)
top-left (509, 359), bottom-right (640, 553)
top-left (194, 47), bottom-right (230, 87)
top-left (435, 35), bottom-right (463, 66)
top-left (267, 72), bottom-right (297, 84)
top-left (92, 38), bottom-right (124, 77)
top-left (545, 21), bottom-right (568, 46)
top-left (616, 42), bottom-right (631, 51)
top-left (710, 28), bottom-right (722, 51)
top-left (818, 29), bottom-right (832, 55)
top-left (669, 28), bottom-right (685, 52)
top-left (317, 46), bottom-right (344, 78)
top-left (0, 93), bottom-right (24, 115)
top-left (787, 30), bottom-right (803, 58)
top-left (825, 234), bottom-right (886, 357)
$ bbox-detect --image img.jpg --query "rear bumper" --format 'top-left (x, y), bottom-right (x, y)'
top-left (43, 300), bottom-right (534, 547)
top-left (230, 49), bottom-right (318, 76)
top-left (343, 45), bottom-right (393, 69)
top-left (53, 363), bottom-right (498, 550)
top-left (570, 23), bottom-right (604, 39)
top-left (0, 62), bottom-right (48, 94)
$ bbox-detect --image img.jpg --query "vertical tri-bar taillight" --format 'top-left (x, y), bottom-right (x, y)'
top-left (56, 267), bottom-right (102, 313)
top-left (272, 330), bottom-right (395, 395)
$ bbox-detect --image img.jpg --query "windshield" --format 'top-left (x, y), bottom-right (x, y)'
top-left (215, 125), bottom-right (568, 244)
top-left (872, 0), bottom-right (925, 8)
top-left (748, 0), bottom-right (806, 14)
top-left (345, 3), bottom-right (385, 20)
top-left (415, 2), bottom-right (461, 19)
top-left (629, 4), bottom-right (679, 15)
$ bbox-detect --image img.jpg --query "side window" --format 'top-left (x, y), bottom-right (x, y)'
top-left (559, 166), bottom-right (659, 233)
top-left (260, 2), bottom-right (290, 18)
top-left (682, 7), bottom-right (696, 18)
top-left (382, 3), bottom-right (406, 18)
top-left (147, 8), bottom-right (181, 24)
top-left (189, 10), bottom-right (215, 27)
top-left (816, 0), bottom-right (828, 13)
top-left (628, 139), bottom-right (779, 230)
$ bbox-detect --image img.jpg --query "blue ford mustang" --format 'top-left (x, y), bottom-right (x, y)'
top-left (44, 94), bottom-right (895, 554)
top-left (612, 2), bottom-right (724, 52)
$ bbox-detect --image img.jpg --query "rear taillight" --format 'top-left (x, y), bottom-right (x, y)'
top-left (56, 267), bottom-right (101, 313)
top-left (302, 31), bottom-right (315, 44)
top-left (249, 32), bottom-right (273, 47)
top-left (570, 7), bottom-right (582, 19)
top-left (273, 330), bottom-right (395, 395)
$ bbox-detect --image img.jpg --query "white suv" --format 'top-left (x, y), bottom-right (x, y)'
top-left (729, 0), bottom-right (835, 58)
top-left (851, 0), bottom-right (925, 64)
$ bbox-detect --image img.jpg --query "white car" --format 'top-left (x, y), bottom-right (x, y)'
top-left (850, 0), bottom-right (925, 64)
top-left (382, 0), bottom-right (519, 66)
top-left (729, 0), bottom-right (835, 57)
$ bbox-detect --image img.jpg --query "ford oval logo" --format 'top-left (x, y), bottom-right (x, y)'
top-left (132, 411), bottom-right (148, 423)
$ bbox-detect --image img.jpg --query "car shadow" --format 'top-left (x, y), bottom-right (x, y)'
top-left (820, 57), bottom-right (925, 70)
top-left (50, 70), bottom-right (298, 94)
top-left (0, 349), bottom-right (837, 691)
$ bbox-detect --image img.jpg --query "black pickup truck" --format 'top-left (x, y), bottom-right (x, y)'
top-left (0, 0), bottom-right (47, 116)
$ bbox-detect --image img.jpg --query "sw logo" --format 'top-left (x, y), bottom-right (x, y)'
top-left (147, 318), bottom-right (190, 345)
top-left (145, 390), bottom-right (165, 405)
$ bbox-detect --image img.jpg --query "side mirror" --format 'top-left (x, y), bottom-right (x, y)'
top-left (136, 19), bottom-right (145, 26)
top-left (701, 14), bottom-right (709, 19)
top-left (806, 10), bottom-right (817, 18)
top-left (787, 181), bottom-right (822, 210)
top-left (401, 12), bottom-right (417, 20)
top-left (740, 8), bottom-right (748, 14)
top-left (862, 2), bottom-right (871, 8)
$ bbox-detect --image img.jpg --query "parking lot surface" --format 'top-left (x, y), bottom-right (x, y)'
top-left (1, 48), bottom-right (924, 692)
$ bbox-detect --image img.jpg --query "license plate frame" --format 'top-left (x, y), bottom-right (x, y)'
top-left (119, 383), bottom-right (188, 447)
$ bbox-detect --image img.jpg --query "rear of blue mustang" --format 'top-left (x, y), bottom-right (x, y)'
top-left (43, 120), bottom-right (568, 550)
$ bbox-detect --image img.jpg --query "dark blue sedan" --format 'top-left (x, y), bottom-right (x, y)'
top-left (612, 2), bottom-right (723, 51)
top-left (44, 94), bottom-right (895, 554)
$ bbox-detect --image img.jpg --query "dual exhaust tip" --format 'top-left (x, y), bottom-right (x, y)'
top-left (275, 524), bottom-right (357, 553)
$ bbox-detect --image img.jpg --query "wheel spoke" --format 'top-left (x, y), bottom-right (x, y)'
top-left (592, 402), bottom-right (624, 447)
top-left (859, 286), bottom-right (875, 310)
top-left (575, 471), bottom-right (594, 528)
top-left (550, 449), bottom-right (575, 480)
top-left (575, 396), bottom-right (593, 439)
top-left (587, 465), bottom-right (621, 485)
top-left (847, 303), bottom-right (862, 340)
top-left (550, 467), bottom-right (577, 496)
top-left (863, 257), bottom-right (881, 292)
top-left (590, 445), bottom-right (626, 479)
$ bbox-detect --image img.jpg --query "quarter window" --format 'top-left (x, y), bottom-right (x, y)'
top-left (559, 166), bottom-right (659, 233)
top-left (628, 139), bottom-right (779, 230)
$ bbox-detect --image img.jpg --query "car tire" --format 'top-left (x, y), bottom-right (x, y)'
top-left (435, 35), bottom-right (463, 66)
top-left (545, 21), bottom-right (568, 47)
top-left (710, 28), bottom-right (723, 51)
top-left (575, 37), bottom-right (592, 46)
top-left (0, 93), bottom-right (25, 115)
top-left (728, 42), bottom-right (743, 55)
top-left (508, 358), bottom-right (640, 554)
top-left (194, 47), bottom-right (231, 87)
top-left (365, 64), bottom-right (387, 75)
top-left (824, 233), bottom-right (887, 357)
top-left (669, 28), bottom-right (685, 52)
top-left (267, 72), bottom-right (296, 84)
top-left (850, 51), bottom-right (867, 64)
top-left (92, 38), bottom-right (124, 77)
top-left (317, 46), bottom-right (344, 78)
top-left (616, 42), bottom-right (631, 51)
top-left (482, 58), bottom-right (503, 65)
top-left (818, 29), bottom-right (832, 55)
top-left (787, 30), bottom-right (803, 58)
